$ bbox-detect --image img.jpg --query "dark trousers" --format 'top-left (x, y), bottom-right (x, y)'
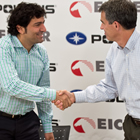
top-left (123, 114), bottom-right (140, 140)
top-left (0, 111), bottom-right (40, 140)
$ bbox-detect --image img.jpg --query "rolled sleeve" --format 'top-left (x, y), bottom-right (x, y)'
top-left (43, 89), bottom-right (56, 102)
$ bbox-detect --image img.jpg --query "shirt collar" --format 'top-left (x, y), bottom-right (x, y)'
top-left (125, 28), bottom-right (140, 51)
top-left (11, 35), bottom-right (23, 48)
top-left (117, 29), bottom-right (140, 51)
top-left (11, 35), bottom-right (39, 50)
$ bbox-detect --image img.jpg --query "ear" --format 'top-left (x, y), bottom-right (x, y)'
top-left (113, 21), bottom-right (120, 31)
top-left (16, 25), bottom-right (25, 34)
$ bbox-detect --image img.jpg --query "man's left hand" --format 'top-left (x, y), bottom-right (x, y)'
top-left (45, 132), bottom-right (54, 140)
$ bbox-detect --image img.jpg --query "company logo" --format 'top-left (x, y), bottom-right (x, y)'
top-left (73, 117), bottom-right (96, 133)
top-left (0, 5), bottom-right (14, 13)
top-left (71, 60), bottom-right (104, 76)
top-left (66, 32), bottom-right (87, 45)
top-left (70, 89), bottom-right (82, 92)
top-left (52, 119), bottom-right (59, 126)
top-left (69, 1), bottom-right (140, 14)
top-left (49, 63), bottom-right (57, 72)
top-left (0, 30), bottom-right (51, 41)
top-left (0, 5), bottom-right (55, 14)
top-left (106, 97), bottom-right (124, 103)
top-left (73, 117), bottom-right (122, 133)
top-left (71, 60), bottom-right (94, 76)
top-left (70, 1), bottom-right (92, 18)
top-left (42, 5), bottom-right (56, 14)
top-left (91, 35), bottom-right (113, 44)
top-left (43, 31), bottom-right (51, 41)
top-left (0, 30), bottom-right (5, 38)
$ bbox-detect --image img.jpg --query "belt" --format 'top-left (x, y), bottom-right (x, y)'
top-left (0, 111), bottom-right (22, 119)
top-left (131, 117), bottom-right (140, 126)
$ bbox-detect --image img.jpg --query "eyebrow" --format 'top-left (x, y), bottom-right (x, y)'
top-left (34, 20), bottom-right (45, 25)
top-left (100, 20), bottom-right (104, 24)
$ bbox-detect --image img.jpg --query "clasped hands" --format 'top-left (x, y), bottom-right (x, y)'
top-left (52, 90), bottom-right (75, 110)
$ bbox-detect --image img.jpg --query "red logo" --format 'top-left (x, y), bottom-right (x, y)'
top-left (71, 60), bottom-right (94, 76)
top-left (73, 117), bottom-right (96, 133)
top-left (70, 1), bottom-right (92, 18)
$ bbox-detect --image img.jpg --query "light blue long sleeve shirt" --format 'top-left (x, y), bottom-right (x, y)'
top-left (0, 34), bottom-right (56, 133)
top-left (74, 29), bottom-right (140, 119)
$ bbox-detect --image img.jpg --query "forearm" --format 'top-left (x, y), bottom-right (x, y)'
top-left (37, 101), bottom-right (53, 133)
top-left (74, 79), bottom-right (117, 103)
top-left (1, 76), bottom-right (56, 102)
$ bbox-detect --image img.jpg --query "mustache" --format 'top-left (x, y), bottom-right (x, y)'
top-left (36, 32), bottom-right (44, 35)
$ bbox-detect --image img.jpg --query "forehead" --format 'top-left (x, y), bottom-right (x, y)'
top-left (100, 11), bottom-right (108, 23)
top-left (29, 16), bottom-right (45, 24)
top-left (101, 11), bottom-right (106, 20)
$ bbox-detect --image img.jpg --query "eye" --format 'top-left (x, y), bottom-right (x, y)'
top-left (35, 24), bottom-right (40, 27)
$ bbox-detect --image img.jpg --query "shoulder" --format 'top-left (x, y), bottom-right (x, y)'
top-left (107, 42), bottom-right (119, 55)
top-left (106, 42), bottom-right (119, 62)
top-left (0, 34), bottom-right (12, 47)
top-left (0, 34), bottom-right (14, 53)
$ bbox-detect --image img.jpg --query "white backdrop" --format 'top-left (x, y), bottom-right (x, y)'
top-left (1, 0), bottom-right (140, 139)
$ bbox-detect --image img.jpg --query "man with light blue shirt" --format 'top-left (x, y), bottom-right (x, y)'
top-left (54, 0), bottom-right (140, 139)
top-left (0, 2), bottom-right (71, 140)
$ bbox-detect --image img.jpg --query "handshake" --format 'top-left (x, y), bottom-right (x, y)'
top-left (52, 90), bottom-right (75, 110)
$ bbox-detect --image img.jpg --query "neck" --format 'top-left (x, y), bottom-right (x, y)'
top-left (17, 34), bottom-right (33, 53)
top-left (115, 28), bottom-right (135, 48)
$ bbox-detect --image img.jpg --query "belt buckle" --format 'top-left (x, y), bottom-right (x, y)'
top-left (134, 120), bottom-right (140, 126)
top-left (133, 119), bottom-right (140, 126)
top-left (12, 115), bottom-right (22, 119)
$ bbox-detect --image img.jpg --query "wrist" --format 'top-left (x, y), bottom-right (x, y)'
top-left (71, 92), bottom-right (75, 103)
top-left (55, 91), bottom-right (59, 100)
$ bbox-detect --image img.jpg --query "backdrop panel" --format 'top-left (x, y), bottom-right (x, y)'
top-left (0, 0), bottom-right (140, 139)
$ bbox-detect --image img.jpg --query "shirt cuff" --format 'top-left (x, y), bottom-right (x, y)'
top-left (74, 90), bottom-right (87, 103)
top-left (43, 89), bottom-right (56, 102)
top-left (42, 121), bottom-right (53, 133)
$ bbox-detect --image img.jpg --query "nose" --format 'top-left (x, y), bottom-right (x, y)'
top-left (41, 24), bottom-right (46, 32)
top-left (100, 23), bottom-right (104, 30)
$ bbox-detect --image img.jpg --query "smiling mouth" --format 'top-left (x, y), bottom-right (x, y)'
top-left (37, 33), bottom-right (43, 38)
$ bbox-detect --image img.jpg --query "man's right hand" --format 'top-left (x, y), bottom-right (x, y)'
top-left (52, 90), bottom-right (75, 110)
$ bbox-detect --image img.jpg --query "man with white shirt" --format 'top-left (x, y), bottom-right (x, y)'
top-left (54, 0), bottom-right (140, 139)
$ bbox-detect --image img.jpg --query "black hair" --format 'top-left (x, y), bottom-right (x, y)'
top-left (7, 2), bottom-right (46, 35)
top-left (99, 0), bottom-right (137, 29)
